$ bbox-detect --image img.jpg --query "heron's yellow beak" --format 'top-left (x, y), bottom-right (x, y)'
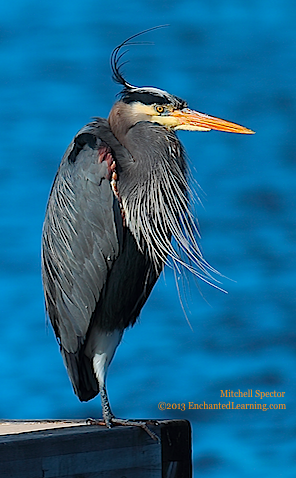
top-left (171, 108), bottom-right (255, 134)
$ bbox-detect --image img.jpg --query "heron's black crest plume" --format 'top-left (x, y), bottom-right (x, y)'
top-left (110, 26), bottom-right (168, 90)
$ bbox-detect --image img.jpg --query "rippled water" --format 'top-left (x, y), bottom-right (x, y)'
top-left (1, 1), bottom-right (296, 476)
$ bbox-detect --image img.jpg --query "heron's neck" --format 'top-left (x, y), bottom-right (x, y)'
top-left (108, 102), bottom-right (152, 151)
top-left (108, 103), bottom-right (135, 149)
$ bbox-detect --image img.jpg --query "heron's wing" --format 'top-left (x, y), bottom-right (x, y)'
top-left (42, 119), bottom-right (128, 354)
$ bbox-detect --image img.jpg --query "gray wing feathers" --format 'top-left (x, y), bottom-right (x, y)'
top-left (42, 136), bottom-right (121, 354)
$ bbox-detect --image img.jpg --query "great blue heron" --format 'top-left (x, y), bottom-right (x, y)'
top-left (41, 29), bottom-right (254, 434)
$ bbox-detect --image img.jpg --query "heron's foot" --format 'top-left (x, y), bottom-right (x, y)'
top-left (143, 419), bottom-right (160, 426)
top-left (110, 418), bottom-right (160, 441)
top-left (98, 383), bottom-right (159, 439)
top-left (86, 418), bottom-right (105, 426)
top-left (86, 413), bottom-right (114, 428)
top-left (86, 417), bottom-right (159, 441)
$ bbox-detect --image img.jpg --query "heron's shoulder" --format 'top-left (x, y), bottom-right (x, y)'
top-left (59, 118), bottom-right (131, 170)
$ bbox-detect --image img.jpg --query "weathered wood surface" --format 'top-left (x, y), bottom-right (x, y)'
top-left (0, 419), bottom-right (191, 478)
top-left (0, 420), bottom-right (86, 435)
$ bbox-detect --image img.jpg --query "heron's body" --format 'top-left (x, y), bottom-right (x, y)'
top-left (42, 30), bottom-right (253, 430)
top-left (42, 117), bottom-right (182, 402)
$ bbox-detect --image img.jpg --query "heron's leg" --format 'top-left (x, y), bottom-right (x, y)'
top-left (86, 328), bottom-right (123, 425)
top-left (87, 329), bottom-right (159, 440)
top-left (86, 379), bottom-right (114, 428)
top-left (99, 381), bottom-right (114, 428)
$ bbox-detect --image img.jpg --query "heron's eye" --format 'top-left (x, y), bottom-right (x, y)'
top-left (155, 105), bottom-right (164, 114)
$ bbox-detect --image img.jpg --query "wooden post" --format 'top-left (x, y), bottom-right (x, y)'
top-left (0, 419), bottom-right (191, 477)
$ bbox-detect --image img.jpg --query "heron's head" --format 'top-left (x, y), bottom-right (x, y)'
top-left (111, 85), bottom-right (254, 134)
top-left (108, 31), bottom-right (254, 137)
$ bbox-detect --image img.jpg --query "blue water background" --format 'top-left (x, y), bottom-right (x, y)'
top-left (1, 1), bottom-right (296, 476)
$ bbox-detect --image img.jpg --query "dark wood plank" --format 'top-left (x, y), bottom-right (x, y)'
top-left (160, 420), bottom-right (192, 477)
top-left (0, 419), bottom-right (191, 478)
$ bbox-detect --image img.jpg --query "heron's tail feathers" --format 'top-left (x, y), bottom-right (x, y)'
top-left (61, 348), bottom-right (99, 402)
